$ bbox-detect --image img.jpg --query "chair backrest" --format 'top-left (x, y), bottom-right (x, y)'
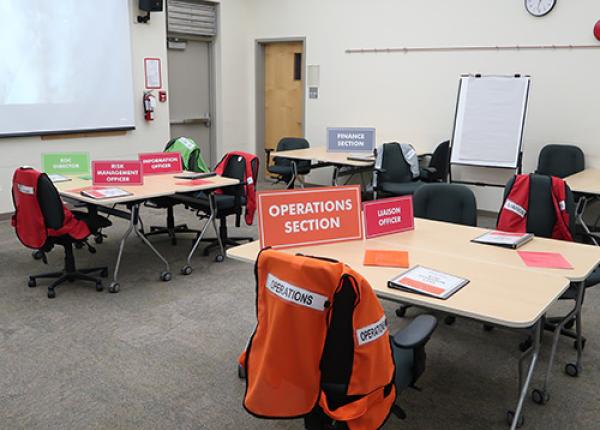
top-left (536, 144), bottom-right (584, 179)
top-left (37, 174), bottom-right (65, 230)
top-left (221, 154), bottom-right (248, 196)
top-left (275, 137), bottom-right (311, 170)
top-left (429, 140), bottom-right (450, 181)
top-left (501, 174), bottom-right (576, 238)
top-left (413, 184), bottom-right (477, 226)
top-left (379, 143), bottom-right (414, 183)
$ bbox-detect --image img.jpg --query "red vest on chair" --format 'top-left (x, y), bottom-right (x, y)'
top-left (214, 151), bottom-right (258, 225)
top-left (240, 249), bottom-right (396, 430)
top-left (11, 168), bottom-right (90, 249)
top-left (497, 174), bottom-right (573, 241)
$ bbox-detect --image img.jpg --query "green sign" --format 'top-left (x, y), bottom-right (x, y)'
top-left (42, 152), bottom-right (90, 175)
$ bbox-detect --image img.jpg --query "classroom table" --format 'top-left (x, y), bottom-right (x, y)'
top-left (564, 169), bottom-right (600, 245)
top-left (56, 174), bottom-right (239, 292)
top-left (226, 220), bottom-right (600, 429)
top-left (269, 146), bottom-right (374, 187)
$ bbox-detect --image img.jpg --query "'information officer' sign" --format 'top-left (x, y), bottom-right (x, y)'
top-left (327, 127), bottom-right (375, 152)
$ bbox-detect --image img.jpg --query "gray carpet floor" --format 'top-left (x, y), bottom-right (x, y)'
top-left (1, 204), bottom-right (599, 430)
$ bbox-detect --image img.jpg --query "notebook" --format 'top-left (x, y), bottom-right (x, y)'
top-left (81, 188), bottom-right (131, 200)
top-left (174, 172), bottom-right (217, 180)
top-left (47, 174), bottom-right (71, 183)
top-left (347, 153), bottom-right (375, 162)
top-left (388, 265), bottom-right (469, 300)
top-left (471, 231), bottom-right (534, 249)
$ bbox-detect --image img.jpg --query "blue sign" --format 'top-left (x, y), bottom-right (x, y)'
top-left (327, 127), bottom-right (376, 152)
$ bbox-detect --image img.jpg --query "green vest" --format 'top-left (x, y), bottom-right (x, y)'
top-left (165, 137), bottom-right (209, 173)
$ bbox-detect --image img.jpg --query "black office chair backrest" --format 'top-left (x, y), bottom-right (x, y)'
top-left (429, 140), bottom-right (450, 181)
top-left (275, 137), bottom-right (311, 170)
top-left (501, 174), bottom-right (576, 238)
top-left (536, 144), bottom-right (585, 179)
top-left (379, 143), bottom-right (414, 184)
top-left (37, 173), bottom-right (65, 230)
top-left (413, 184), bottom-right (477, 226)
top-left (221, 154), bottom-right (247, 196)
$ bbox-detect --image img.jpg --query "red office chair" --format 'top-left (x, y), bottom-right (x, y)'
top-left (12, 167), bottom-right (111, 298)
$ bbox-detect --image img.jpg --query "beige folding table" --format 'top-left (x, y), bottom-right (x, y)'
top-left (564, 168), bottom-right (600, 245)
top-left (57, 174), bottom-right (239, 292)
top-left (227, 223), bottom-right (600, 429)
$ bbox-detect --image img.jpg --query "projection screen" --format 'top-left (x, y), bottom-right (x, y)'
top-left (0, 0), bottom-right (135, 137)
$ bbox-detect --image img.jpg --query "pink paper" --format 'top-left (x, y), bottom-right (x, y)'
top-left (517, 251), bottom-right (573, 269)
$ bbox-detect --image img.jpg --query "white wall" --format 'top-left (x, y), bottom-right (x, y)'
top-left (216, 0), bottom-right (600, 212)
top-left (0, 1), bottom-right (170, 213)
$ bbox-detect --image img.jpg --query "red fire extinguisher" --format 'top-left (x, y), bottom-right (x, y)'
top-left (143, 91), bottom-right (157, 121)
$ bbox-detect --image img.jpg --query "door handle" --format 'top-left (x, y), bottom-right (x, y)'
top-left (170, 117), bottom-right (211, 127)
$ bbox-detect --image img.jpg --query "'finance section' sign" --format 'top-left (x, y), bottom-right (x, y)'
top-left (92, 160), bottom-right (143, 186)
top-left (327, 127), bottom-right (375, 152)
top-left (363, 196), bottom-right (414, 239)
top-left (257, 185), bottom-right (363, 249)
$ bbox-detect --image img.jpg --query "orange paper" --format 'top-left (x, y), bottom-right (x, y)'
top-left (363, 249), bottom-right (409, 268)
top-left (517, 251), bottom-right (573, 269)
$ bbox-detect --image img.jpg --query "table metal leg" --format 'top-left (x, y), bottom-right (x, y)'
top-left (110, 204), bottom-right (171, 292)
top-left (332, 166), bottom-right (339, 186)
top-left (533, 280), bottom-right (585, 402)
top-left (576, 196), bottom-right (598, 245)
top-left (509, 320), bottom-right (542, 429)
top-left (182, 192), bottom-right (224, 274)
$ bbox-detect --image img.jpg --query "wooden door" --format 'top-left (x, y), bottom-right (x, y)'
top-left (264, 42), bottom-right (304, 170)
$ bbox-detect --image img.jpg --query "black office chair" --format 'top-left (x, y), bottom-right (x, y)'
top-left (266, 137), bottom-right (311, 188)
top-left (536, 144), bottom-right (585, 179)
top-left (395, 184), bottom-right (477, 320)
top-left (419, 140), bottom-right (450, 183)
top-left (373, 143), bottom-right (423, 199)
top-left (143, 138), bottom-right (206, 245)
top-left (12, 168), bottom-right (111, 298)
top-left (499, 174), bottom-right (599, 403)
top-left (181, 153), bottom-right (258, 262)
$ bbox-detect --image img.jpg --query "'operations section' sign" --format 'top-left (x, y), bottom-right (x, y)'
top-left (92, 160), bottom-right (143, 186)
top-left (42, 152), bottom-right (90, 175)
top-left (327, 127), bottom-right (375, 152)
top-left (257, 185), bottom-right (363, 249)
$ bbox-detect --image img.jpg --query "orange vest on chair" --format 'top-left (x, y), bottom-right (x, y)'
top-left (241, 249), bottom-right (396, 430)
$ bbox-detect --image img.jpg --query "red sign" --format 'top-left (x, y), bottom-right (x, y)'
top-left (92, 160), bottom-right (143, 186)
top-left (257, 185), bottom-right (363, 249)
top-left (139, 152), bottom-right (183, 175)
top-left (363, 196), bottom-right (414, 239)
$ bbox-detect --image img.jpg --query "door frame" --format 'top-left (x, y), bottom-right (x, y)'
top-left (166, 37), bottom-right (217, 166)
top-left (255, 37), bottom-right (307, 179)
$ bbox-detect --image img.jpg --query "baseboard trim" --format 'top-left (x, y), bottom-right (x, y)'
top-left (478, 209), bottom-right (498, 218)
top-left (0, 212), bottom-right (13, 221)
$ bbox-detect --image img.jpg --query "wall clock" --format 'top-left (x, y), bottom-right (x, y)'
top-left (525, 0), bottom-right (556, 17)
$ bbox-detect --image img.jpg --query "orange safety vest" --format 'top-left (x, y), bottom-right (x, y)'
top-left (241, 249), bottom-right (396, 430)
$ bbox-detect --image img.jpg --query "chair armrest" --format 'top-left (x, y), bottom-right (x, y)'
top-left (392, 314), bottom-right (437, 349)
top-left (418, 153), bottom-right (433, 160)
top-left (265, 148), bottom-right (274, 165)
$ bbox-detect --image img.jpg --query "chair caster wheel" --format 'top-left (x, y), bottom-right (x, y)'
top-left (238, 364), bottom-right (246, 380)
top-left (94, 236), bottom-right (103, 244)
top-left (47, 289), bottom-right (56, 299)
top-left (483, 324), bottom-right (494, 332)
top-left (100, 269), bottom-right (108, 278)
top-left (181, 265), bottom-right (193, 276)
top-left (89, 247), bottom-right (97, 254)
top-left (531, 389), bottom-right (549, 405)
top-left (444, 316), bottom-right (456, 325)
top-left (28, 278), bottom-right (37, 288)
top-left (565, 363), bottom-right (579, 377)
top-left (506, 410), bottom-right (524, 428)
top-left (108, 282), bottom-right (120, 294)
top-left (519, 337), bottom-right (532, 352)
top-left (75, 242), bottom-right (84, 249)
top-left (96, 282), bottom-right (104, 292)
top-left (32, 250), bottom-right (44, 260)
top-left (395, 307), bottom-right (407, 318)
top-left (160, 271), bottom-right (172, 282)
top-left (574, 339), bottom-right (586, 350)
top-left (215, 254), bottom-right (224, 263)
